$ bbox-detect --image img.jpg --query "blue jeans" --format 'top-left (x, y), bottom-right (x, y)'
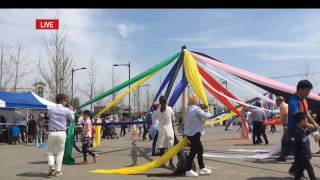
top-left (36, 131), bottom-right (43, 145)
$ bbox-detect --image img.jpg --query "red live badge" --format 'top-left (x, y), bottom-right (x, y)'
top-left (36, 19), bottom-right (59, 30)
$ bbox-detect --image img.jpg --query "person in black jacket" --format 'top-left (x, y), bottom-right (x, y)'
top-left (293, 112), bottom-right (317, 180)
top-left (27, 114), bottom-right (37, 144)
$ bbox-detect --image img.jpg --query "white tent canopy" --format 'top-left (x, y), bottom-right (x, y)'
top-left (0, 99), bottom-right (5, 107)
top-left (31, 92), bottom-right (56, 108)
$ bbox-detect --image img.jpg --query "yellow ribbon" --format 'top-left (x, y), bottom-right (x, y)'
top-left (91, 137), bottom-right (188, 174)
top-left (183, 50), bottom-right (208, 106)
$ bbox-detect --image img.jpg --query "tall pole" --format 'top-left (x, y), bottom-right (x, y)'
top-left (138, 86), bottom-right (140, 113)
top-left (71, 68), bottom-right (74, 104)
top-left (128, 62), bottom-right (131, 120)
top-left (147, 87), bottom-right (150, 113)
top-left (71, 67), bottom-right (86, 106)
top-left (112, 66), bottom-right (115, 101)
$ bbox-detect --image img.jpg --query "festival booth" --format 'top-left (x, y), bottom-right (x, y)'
top-left (63, 46), bottom-right (320, 175)
top-left (0, 91), bottom-right (56, 143)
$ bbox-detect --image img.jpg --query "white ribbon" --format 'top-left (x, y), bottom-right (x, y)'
top-left (202, 77), bottom-right (274, 112)
top-left (197, 61), bottom-right (275, 105)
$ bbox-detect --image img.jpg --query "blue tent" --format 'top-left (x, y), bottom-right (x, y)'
top-left (0, 91), bottom-right (47, 109)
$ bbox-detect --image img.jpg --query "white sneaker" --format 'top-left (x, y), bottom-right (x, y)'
top-left (199, 168), bottom-right (212, 175)
top-left (185, 170), bottom-right (198, 177)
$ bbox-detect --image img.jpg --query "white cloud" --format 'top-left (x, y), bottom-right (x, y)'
top-left (255, 52), bottom-right (320, 61)
top-left (168, 32), bottom-right (318, 50)
top-left (116, 22), bottom-right (144, 39)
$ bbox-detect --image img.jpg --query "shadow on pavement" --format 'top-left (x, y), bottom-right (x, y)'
top-left (246, 177), bottom-right (293, 180)
top-left (125, 140), bottom-right (138, 167)
top-left (28, 161), bottom-right (47, 164)
top-left (16, 172), bottom-right (50, 178)
top-left (245, 158), bottom-right (287, 164)
top-left (234, 144), bottom-right (275, 146)
top-left (144, 172), bottom-right (179, 178)
top-left (72, 147), bottom-right (132, 159)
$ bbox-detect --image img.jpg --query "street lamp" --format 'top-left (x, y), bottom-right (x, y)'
top-left (71, 67), bottom-right (87, 106)
top-left (113, 62), bottom-right (131, 118)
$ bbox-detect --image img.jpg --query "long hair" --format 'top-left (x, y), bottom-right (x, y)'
top-left (159, 96), bottom-right (167, 112)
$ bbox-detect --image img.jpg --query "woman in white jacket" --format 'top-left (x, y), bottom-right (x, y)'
top-left (184, 94), bottom-right (212, 177)
top-left (152, 96), bottom-right (175, 167)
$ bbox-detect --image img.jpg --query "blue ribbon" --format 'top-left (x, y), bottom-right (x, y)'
top-left (153, 59), bottom-right (180, 103)
top-left (168, 71), bottom-right (188, 107)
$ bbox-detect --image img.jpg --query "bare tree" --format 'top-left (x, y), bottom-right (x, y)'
top-left (87, 57), bottom-right (99, 111)
top-left (39, 30), bottom-right (74, 100)
top-left (10, 42), bottom-right (30, 91)
top-left (0, 45), bottom-right (13, 91)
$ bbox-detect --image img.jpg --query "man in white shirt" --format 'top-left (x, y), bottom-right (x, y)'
top-left (47, 94), bottom-right (74, 177)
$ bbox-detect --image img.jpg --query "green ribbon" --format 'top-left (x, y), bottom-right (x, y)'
top-left (80, 52), bottom-right (181, 108)
top-left (63, 122), bottom-right (76, 165)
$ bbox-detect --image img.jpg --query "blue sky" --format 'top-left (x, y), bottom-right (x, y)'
top-left (0, 9), bottom-right (320, 106)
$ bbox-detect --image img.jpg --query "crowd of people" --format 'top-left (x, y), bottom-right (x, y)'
top-left (4, 112), bottom-right (49, 146)
top-left (1, 79), bottom-right (319, 179)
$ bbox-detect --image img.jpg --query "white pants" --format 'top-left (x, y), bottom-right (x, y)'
top-left (47, 131), bottom-right (66, 172)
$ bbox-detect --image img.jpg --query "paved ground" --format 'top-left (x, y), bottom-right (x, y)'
top-left (1, 126), bottom-right (320, 180)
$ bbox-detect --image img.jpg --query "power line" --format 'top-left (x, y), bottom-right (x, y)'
top-left (269, 71), bottom-right (320, 79)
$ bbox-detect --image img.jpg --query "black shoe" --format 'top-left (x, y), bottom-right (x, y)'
top-left (289, 170), bottom-right (306, 179)
top-left (276, 157), bottom-right (287, 162)
top-left (288, 170), bottom-right (294, 177)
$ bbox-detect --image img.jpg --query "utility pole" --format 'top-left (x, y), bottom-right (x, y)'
top-left (112, 66), bottom-right (115, 101)
top-left (71, 67), bottom-right (87, 106)
top-left (113, 62), bottom-right (131, 119)
top-left (147, 87), bottom-right (150, 111)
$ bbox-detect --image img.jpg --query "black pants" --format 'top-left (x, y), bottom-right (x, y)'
top-left (271, 125), bottom-right (276, 133)
top-left (142, 125), bottom-right (149, 141)
top-left (152, 131), bottom-right (158, 155)
top-left (286, 132), bottom-right (297, 174)
top-left (280, 129), bottom-right (294, 158)
top-left (82, 138), bottom-right (95, 161)
top-left (253, 121), bottom-right (268, 144)
top-left (102, 127), bottom-right (107, 139)
top-left (138, 126), bottom-right (142, 136)
top-left (295, 158), bottom-right (316, 180)
top-left (75, 127), bottom-right (82, 141)
top-left (187, 132), bottom-right (205, 171)
top-left (120, 126), bottom-right (126, 137)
